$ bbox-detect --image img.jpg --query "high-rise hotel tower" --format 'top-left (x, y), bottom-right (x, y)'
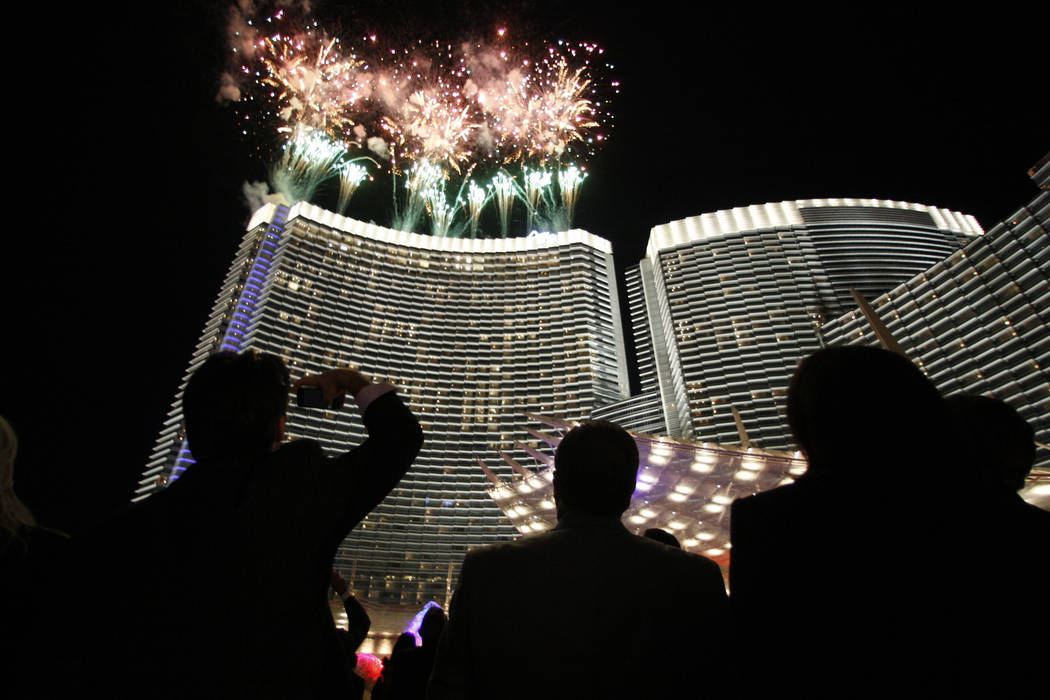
top-left (140, 202), bottom-right (629, 607)
top-left (628, 199), bottom-right (983, 447)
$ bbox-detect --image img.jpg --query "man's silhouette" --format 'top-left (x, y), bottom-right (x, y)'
top-left (429, 420), bottom-right (731, 699)
top-left (731, 346), bottom-right (988, 698)
top-left (75, 351), bottom-right (422, 698)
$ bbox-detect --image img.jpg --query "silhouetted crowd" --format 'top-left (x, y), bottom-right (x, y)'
top-left (2, 346), bottom-right (1047, 699)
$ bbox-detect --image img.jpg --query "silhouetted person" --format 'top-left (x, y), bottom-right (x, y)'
top-left (74, 351), bottom-right (422, 698)
top-left (330, 569), bottom-right (371, 700)
top-left (378, 605), bottom-right (446, 700)
top-left (430, 420), bottom-right (731, 699)
top-left (372, 633), bottom-right (419, 700)
top-left (945, 394), bottom-right (1049, 694)
top-left (730, 346), bottom-right (977, 697)
top-left (643, 527), bottom-right (680, 548)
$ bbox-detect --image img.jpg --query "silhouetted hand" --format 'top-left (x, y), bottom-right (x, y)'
top-left (294, 368), bottom-right (371, 410)
top-left (331, 569), bottom-right (349, 597)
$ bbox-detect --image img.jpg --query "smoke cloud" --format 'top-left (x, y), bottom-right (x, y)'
top-left (367, 137), bottom-right (390, 160)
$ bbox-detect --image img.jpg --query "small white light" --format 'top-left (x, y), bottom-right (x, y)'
top-left (638, 472), bottom-right (658, 483)
top-left (691, 462), bottom-right (713, 473)
top-left (735, 470), bottom-right (757, 481)
top-left (711, 495), bottom-right (731, 505)
top-left (629, 514), bottom-right (647, 524)
top-left (705, 548), bottom-right (725, 556)
top-left (540, 500), bottom-right (555, 510)
top-left (683, 538), bottom-right (699, 548)
top-left (518, 483), bottom-right (532, 494)
top-left (668, 521), bottom-right (686, 530)
top-left (668, 492), bottom-right (688, 503)
top-left (640, 508), bottom-right (657, 518)
top-left (703, 503), bottom-right (724, 513)
top-left (697, 532), bottom-right (715, 541)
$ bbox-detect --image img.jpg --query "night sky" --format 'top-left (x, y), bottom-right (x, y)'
top-left (5, 1), bottom-right (1046, 532)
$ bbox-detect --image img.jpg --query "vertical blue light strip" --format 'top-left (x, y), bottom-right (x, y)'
top-left (170, 205), bottom-right (290, 482)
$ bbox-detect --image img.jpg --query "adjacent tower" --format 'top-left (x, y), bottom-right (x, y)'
top-left (629, 199), bottom-right (982, 448)
top-left (140, 201), bottom-right (629, 610)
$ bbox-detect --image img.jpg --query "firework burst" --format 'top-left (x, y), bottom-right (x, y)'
top-left (223, 7), bottom-right (616, 237)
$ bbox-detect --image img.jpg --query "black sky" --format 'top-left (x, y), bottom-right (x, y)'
top-left (5, 1), bottom-right (1046, 532)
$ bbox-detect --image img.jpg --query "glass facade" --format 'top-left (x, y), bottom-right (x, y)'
top-left (821, 188), bottom-right (1049, 474)
top-left (631, 199), bottom-right (982, 448)
top-left (140, 202), bottom-right (628, 610)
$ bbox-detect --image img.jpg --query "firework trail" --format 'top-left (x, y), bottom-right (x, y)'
top-left (465, 180), bottom-right (491, 237)
top-left (335, 159), bottom-right (374, 215)
top-left (522, 167), bottom-right (553, 232)
top-left (490, 171), bottom-right (519, 238)
top-left (270, 125), bottom-right (348, 203)
top-left (558, 164), bottom-right (587, 229)
top-left (393, 160), bottom-right (443, 234)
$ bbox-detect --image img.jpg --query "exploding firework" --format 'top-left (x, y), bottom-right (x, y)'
top-left (258, 32), bottom-right (370, 141)
top-left (224, 6), bottom-right (617, 237)
top-left (387, 88), bottom-right (478, 173)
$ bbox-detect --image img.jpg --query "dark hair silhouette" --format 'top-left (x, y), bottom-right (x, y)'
top-left (786, 346), bottom-right (949, 481)
top-left (418, 606), bottom-right (446, 647)
top-left (554, 420), bottom-right (639, 517)
top-left (643, 528), bottom-right (681, 548)
top-left (183, 351), bottom-right (290, 461)
top-left (392, 632), bottom-right (416, 653)
top-left (946, 394), bottom-right (1035, 492)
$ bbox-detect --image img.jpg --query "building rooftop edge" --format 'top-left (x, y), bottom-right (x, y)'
top-left (645, 198), bottom-right (984, 261)
top-left (247, 201), bottom-right (613, 255)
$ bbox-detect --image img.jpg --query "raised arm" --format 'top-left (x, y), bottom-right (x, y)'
top-left (294, 367), bottom-right (424, 535)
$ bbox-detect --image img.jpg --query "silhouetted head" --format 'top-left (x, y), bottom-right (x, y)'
top-left (419, 606), bottom-right (447, 646)
top-left (183, 351), bottom-right (290, 462)
top-left (787, 346), bottom-right (949, 480)
top-left (392, 632), bottom-right (416, 654)
top-left (554, 420), bottom-right (639, 518)
top-left (643, 528), bottom-right (681, 548)
top-left (946, 394), bottom-right (1035, 493)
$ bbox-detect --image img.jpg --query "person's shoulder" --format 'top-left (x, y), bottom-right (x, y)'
top-left (733, 477), bottom-right (818, 515)
top-left (635, 534), bottom-right (723, 579)
top-left (463, 530), bottom-right (557, 567)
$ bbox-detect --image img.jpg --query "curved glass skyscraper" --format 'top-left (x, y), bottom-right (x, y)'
top-left (140, 202), bottom-right (628, 611)
top-left (630, 198), bottom-right (982, 447)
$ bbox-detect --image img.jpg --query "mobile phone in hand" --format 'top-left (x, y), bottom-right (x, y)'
top-left (296, 385), bottom-right (326, 408)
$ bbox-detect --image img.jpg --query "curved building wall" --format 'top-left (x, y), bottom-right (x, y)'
top-left (636, 199), bottom-right (981, 448)
top-left (141, 202), bottom-right (628, 609)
